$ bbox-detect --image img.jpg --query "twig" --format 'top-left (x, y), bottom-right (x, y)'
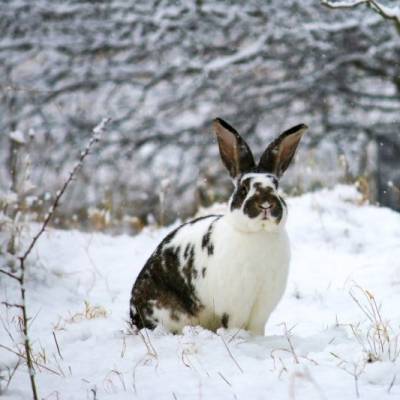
top-left (387, 374), bottom-right (396, 393)
top-left (52, 331), bottom-right (63, 360)
top-left (218, 371), bottom-right (232, 387)
top-left (330, 351), bottom-right (364, 398)
top-left (0, 268), bottom-right (21, 282)
top-left (220, 335), bottom-right (243, 373)
top-left (1, 118), bottom-right (110, 400)
top-left (5, 358), bottom-right (21, 391)
top-left (18, 255), bottom-right (39, 399)
top-left (136, 308), bottom-right (158, 357)
top-left (1, 301), bottom-right (23, 309)
top-left (0, 344), bottom-right (61, 376)
top-left (227, 323), bottom-right (246, 343)
top-left (90, 387), bottom-right (97, 400)
top-left (21, 118), bottom-right (111, 261)
top-left (281, 322), bottom-right (300, 364)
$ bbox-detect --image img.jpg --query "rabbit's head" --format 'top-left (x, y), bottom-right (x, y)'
top-left (213, 118), bottom-right (307, 232)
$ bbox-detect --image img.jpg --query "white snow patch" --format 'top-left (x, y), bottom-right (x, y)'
top-left (8, 130), bottom-right (26, 144)
top-left (1, 185), bottom-right (400, 399)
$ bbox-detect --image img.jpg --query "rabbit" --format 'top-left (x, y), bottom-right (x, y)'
top-left (130, 118), bottom-right (307, 335)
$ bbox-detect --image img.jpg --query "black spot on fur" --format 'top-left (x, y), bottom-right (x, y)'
top-left (130, 244), bottom-right (202, 329)
top-left (201, 218), bottom-right (220, 256)
top-left (230, 177), bottom-right (250, 210)
top-left (182, 245), bottom-right (197, 281)
top-left (201, 231), bottom-right (210, 249)
top-left (221, 313), bottom-right (229, 328)
top-left (271, 201), bottom-right (284, 222)
top-left (270, 176), bottom-right (279, 188)
top-left (201, 267), bottom-right (207, 278)
top-left (184, 243), bottom-right (191, 259)
top-left (130, 215), bottom-right (222, 330)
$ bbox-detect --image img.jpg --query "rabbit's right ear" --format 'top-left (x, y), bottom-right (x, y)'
top-left (212, 118), bottom-right (255, 178)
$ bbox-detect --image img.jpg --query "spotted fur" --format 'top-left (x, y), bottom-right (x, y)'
top-left (129, 118), bottom-right (306, 334)
top-left (201, 218), bottom-right (218, 255)
top-left (130, 215), bottom-right (221, 330)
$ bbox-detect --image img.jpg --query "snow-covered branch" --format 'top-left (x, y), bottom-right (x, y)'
top-left (321, 0), bottom-right (400, 27)
top-left (321, 0), bottom-right (369, 9)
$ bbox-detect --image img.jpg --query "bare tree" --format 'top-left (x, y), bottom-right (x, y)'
top-left (321, 0), bottom-right (400, 208)
top-left (0, 0), bottom-right (399, 224)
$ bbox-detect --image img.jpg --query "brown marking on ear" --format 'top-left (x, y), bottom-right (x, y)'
top-left (212, 118), bottom-right (255, 178)
top-left (258, 124), bottom-right (307, 178)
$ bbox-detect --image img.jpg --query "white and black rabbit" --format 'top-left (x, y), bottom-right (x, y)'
top-left (130, 118), bottom-right (307, 335)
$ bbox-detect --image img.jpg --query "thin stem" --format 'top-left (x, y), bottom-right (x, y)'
top-left (1, 118), bottom-right (110, 400)
top-left (19, 257), bottom-right (39, 400)
top-left (21, 118), bottom-right (111, 261)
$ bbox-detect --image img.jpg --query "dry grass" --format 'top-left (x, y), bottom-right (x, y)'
top-left (52, 301), bottom-right (109, 330)
top-left (349, 286), bottom-right (400, 363)
top-left (330, 285), bottom-right (400, 398)
top-left (64, 301), bottom-right (108, 324)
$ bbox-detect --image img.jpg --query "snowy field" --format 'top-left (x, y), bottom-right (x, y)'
top-left (1, 185), bottom-right (400, 399)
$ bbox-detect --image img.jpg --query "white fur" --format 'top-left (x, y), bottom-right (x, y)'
top-left (151, 174), bottom-right (291, 335)
top-left (198, 218), bottom-right (290, 334)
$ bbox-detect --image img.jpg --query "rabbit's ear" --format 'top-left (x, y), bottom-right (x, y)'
top-left (258, 124), bottom-right (307, 178)
top-left (212, 118), bottom-right (255, 178)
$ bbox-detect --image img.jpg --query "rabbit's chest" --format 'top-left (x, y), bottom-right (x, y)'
top-left (196, 222), bottom-right (290, 320)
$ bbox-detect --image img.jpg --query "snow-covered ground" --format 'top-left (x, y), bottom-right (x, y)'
top-left (1, 185), bottom-right (400, 399)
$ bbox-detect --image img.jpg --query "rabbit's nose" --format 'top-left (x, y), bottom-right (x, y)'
top-left (259, 203), bottom-right (272, 212)
top-left (260, 200), bottom-right (279, 212)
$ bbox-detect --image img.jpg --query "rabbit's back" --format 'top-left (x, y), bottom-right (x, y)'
top-left (129, 215), bottom-right (222, 332)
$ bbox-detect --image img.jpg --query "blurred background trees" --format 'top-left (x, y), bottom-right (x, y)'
top-left (0, 0), bottom-right (399, 230)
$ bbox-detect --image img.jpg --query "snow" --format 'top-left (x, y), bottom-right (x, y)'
top-left (1, 185), bottom-right (400, 399)
top-left (8, 131), bottom-right (26, 145)
top-left (205, 34), bottom-right (268, 72)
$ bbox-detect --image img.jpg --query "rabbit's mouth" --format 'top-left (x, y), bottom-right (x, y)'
top-left (259, 204), bottom-right (273, 220)
top-left (241, 190), bottom-right (284, 225)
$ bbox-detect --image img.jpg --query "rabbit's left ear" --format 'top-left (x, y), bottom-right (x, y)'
top-left (258, 124), bottom-right (307, 178)
top-left (212, 118), bottom-right (256, 178)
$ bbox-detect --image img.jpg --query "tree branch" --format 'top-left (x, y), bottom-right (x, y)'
top-left (0, 268), bottom-right (21, 282)
top-left (21, 118), bottom-right (111, 261)
top-left (321, 0), bottom-right (400, 28)
top-left (321, 0), bottom-right (368, 10)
